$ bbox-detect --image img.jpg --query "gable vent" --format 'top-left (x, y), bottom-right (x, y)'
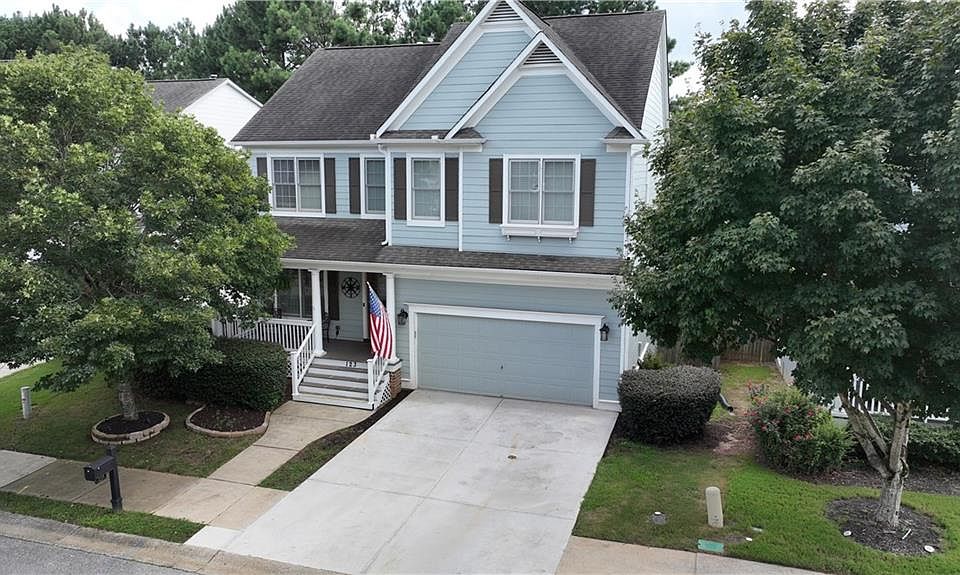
top-left (486, 1), bottom-right (521, 23)
top-left (524, 43), bottom-right (561, 66)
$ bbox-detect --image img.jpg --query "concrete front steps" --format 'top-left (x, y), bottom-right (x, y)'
top-left (293, 357), bottom-right (372, 410)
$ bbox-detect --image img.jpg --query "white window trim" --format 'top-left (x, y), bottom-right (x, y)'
top-left (360, 154), bottom-right (388, 220)
top-left (265, 154), bottom-right (326, 218)
top-left (406, 154), bottom-right (446, 227)
top-left (501, 154), bottom-right (580, 239)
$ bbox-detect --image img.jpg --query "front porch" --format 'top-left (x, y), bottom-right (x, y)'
top-left (213, 266), bottom-right (400, 411)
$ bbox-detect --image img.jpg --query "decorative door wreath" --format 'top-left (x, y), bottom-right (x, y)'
top-left (340, 276), bottom-right (361, 298)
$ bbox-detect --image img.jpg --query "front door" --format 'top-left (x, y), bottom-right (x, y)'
top-left (332, 271), bottom-right (363, 340)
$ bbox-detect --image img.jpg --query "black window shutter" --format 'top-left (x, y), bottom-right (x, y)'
top-left (327, 271), bottom-right (339, 321)
top-left (255, 157), bottom-right (267, 179)
top-left (488, 158), bottom-right (503, 224)
top-left (324, 157), bottom-right (336, 213)
top-left (579, 159), bottom-right (596, 227)
top-left (348, 157), bottom-right (361, 214)
top-left (444, 157), bottom-right (459, 222)
top-left (393, 158), bottom-right (406, 220)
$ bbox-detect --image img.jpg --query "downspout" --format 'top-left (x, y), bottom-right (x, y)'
top-left (379, 143), bottom-right (390, 246)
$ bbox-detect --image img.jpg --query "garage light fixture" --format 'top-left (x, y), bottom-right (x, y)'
top-left (397, 308), bottom-right (408, 326)
top-left (599, 323), bottom-right (610, 342)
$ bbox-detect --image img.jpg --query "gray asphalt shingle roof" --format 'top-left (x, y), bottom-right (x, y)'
top-left (148, 78), bottom-right (227, 113)
top-left (234, 7), bottom-right (663, 142)
top-left (277, 218), bottom-right (620, 275)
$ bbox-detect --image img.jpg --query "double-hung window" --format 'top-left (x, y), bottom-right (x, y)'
top-left (270, 157), bottom-right (323, 213)
top-left (275, 269), bottom-right (314, 319)
top-left (364, 158), bottom-right (386, 215)
top-left (507, 158), bottom-right (577, 226)
top-left (408, 156), bottom-right (443, 224)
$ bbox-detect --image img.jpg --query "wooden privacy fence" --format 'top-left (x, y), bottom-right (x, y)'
top-left (656, 339), bottom-right (776, 366)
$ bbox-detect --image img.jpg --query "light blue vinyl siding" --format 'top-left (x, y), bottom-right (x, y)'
top-left (401, 30), bottom-right (532, 130)
top-left (395, 278), bottom-right (622, 402)
top-left (462, 73), bottom-right (627, 257)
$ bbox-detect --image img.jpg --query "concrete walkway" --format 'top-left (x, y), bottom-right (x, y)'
top-left (199, 390), bottom-right (618, 574)
top-left (0, 400), bottom-right (368, 531)
top-left (559, 536), bottom-right (824, 575)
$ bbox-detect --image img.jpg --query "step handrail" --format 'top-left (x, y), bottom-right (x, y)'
top-left (290, 323), bottom-right (319, 396)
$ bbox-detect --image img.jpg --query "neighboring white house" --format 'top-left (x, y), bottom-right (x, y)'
top-left (148, 77), bottom-right (261, 143)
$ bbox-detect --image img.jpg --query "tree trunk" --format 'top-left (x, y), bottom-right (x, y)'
top-left (839, 393), bottom-right (910, 529)
top-left (118, 376), bottom-right (139, 421)
top-left (876, 472), bottom-right (905, 527)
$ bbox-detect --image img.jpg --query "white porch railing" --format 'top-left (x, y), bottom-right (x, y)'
top-left (213, 317), bottom-right (312, 351)
top-left (367, 355), bottom-right (390, 409)
top-left (290, 323), bottom-right (320, 394)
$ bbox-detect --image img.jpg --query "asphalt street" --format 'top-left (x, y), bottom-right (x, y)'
top-left (0, 535), bottom-right (189, 575)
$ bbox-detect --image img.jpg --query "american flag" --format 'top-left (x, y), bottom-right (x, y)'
top-left (367, 282), bottom-right (393, 358)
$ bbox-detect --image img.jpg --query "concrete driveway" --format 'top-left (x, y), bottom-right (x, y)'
top-left (223, 390), bottom-right (617, 574)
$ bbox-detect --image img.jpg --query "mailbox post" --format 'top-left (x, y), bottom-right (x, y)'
top-left (83, 446), bottom-right (122, 512)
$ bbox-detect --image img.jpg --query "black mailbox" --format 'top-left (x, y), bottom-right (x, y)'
top-left (83, 453), bottom-right (117, 483)
top-left (83, 446), bottom-right (122, 511)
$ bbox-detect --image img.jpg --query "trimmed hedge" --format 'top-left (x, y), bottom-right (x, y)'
top-left (618, 366), bottom-right (721, 444)
top-left (139, 338), bottom-right (287, 411)
top-left (750, 387), bottom-right (850, 474)
top-left (857, 419), bottom-right (960, 471)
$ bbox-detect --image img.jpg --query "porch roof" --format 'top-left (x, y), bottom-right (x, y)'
top-left (276, 217), bottom-right (620, 275)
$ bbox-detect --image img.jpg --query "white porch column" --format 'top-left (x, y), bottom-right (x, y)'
top-left (386, 273), bottom-right (398, 360)
top-left (310, 269), bottom-right (324, 354)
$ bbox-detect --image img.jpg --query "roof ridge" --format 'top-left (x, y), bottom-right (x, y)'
top-left (542, 9), bottom-right (665, 20)
top-left (147, 78), bottom-right (225, 83)
top-left (326, 41), bottom-right (440, 51)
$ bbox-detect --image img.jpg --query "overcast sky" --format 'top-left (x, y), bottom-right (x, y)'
top-left (2, 1), bottom-right (748, 94)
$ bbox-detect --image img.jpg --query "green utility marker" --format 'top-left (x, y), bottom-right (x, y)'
top-left (697, 539), bottom-right (725, 554)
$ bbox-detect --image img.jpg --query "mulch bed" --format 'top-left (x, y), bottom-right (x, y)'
top-left (826, 497), bottom-right (943, 554)
top-left (96, 411), bottom-right (166, 435)
top-left (190, 405), bottom-right (267, 432)
top-left (312, 389), bottom-right (413, 448)
top-left (802, 460), bottom-right (960, 497)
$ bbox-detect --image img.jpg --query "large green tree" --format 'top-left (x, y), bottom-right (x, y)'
top-left (0, 49), bottom-right (291, 420)
top-left (615, 0), bottom-right (960, 528)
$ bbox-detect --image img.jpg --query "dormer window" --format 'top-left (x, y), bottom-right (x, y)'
top-left (407, 156), bottom-right (445, 226)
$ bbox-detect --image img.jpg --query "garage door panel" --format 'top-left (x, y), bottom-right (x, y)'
top-left (416, 314), bottom-right (594, 405)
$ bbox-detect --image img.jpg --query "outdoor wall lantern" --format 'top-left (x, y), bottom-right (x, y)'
top-left (397, 308), bottom-right (408, 326)
top-left (599, 323), bottom-right (610, 342)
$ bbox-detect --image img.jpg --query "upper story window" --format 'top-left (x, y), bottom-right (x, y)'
top-left (507, 158), bottom-right (576, 225)
top-left (271, 157), bottom-right (323, 213)
top-left (408, 156), bottom-right (444, 225)
top-left (364, 158), bottom-right (386, 215)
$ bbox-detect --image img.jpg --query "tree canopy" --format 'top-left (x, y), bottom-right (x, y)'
top-left (1, 1), bottom-right (687, 103)
top-left (615, 0), bottom-right (960, 527)
top-left (0, 49), bottom-right (291, 418)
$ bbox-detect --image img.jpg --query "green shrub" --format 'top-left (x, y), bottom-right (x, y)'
top-left (139, 338), bottom-right (287, 411)
top-left (750, 387), bottom-right (850, 474)
top-left (636, 353), bottom-right (668, 370)
top-left (851, 419), bottom-right (960, 471)
top-left (618, 366), bottom-right (721, 444)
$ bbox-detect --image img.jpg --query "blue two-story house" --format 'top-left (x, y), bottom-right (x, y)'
top-left (225, 0), bottom-right (668, 411)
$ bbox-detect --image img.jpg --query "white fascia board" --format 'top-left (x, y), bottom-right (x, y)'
top-left (182, 80), bottom-right (262, 117)
top-left (446, 32), bottom-right (643, 140)
top-left (233, 140), bottom-right (382, 148)
top-left (406, 303), bottom-right (603, 327)
top-left (279, 257), bottom-right (617, 290)
top-left (375, 0), bottom-right (539, 136)
top-left (234, 139), bottom-right (484, 150)
top-left (221, 79), bottom-right (263, 108)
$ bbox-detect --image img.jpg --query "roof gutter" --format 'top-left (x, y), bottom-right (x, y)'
top-left (232, 138), bottom-right (486, 148)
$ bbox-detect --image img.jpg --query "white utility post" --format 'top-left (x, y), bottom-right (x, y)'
top-left (310, 269), bottom-right (324, 355)
top-left (706, 486), bottom-right (723, 528)
top-left (21, 386), bottom-right (31, 419)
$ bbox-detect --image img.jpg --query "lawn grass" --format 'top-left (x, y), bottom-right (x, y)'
top-left (0, 491), bottom-right (202, 543)
top-left (574, 363), bottom-right (960, 575)
top-left (0, 362), bottom-right (257, 477)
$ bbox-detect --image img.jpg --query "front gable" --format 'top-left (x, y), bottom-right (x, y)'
top-left (400, 29), bottom-right (532, 130)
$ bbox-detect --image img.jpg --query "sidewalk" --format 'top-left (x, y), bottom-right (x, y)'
top-left (559, 536), bottom-right (824, 575)
top-left (0, 400), bottom-right (367, 530)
